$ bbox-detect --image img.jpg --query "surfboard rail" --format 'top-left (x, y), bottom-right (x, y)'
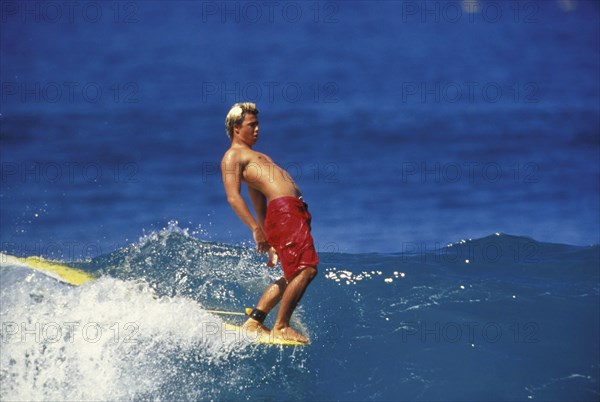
top-left (1, 253), bottom-right (95, 286)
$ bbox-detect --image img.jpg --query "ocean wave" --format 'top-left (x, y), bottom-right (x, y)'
top-left (1, 228), bottom-right (598, 401)
top-left (0, 256), bottom-right (311, 401)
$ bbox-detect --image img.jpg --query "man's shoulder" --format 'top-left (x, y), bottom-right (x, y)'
top-left (222, 145), bottom-right (253, 164)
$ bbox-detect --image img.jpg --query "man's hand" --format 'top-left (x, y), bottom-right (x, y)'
top-left (267, 247), bottom-right (279, 268)
top-left (253, 227), bottom-right (270, 253)
top-left (267, 247), bottom-right (279, 267)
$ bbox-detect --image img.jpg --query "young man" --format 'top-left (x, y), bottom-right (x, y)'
top-left (221, 102), bottom-right (318, 343)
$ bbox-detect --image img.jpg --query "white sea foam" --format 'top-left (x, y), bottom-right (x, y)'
top-left (0, 261), bottom-right (242, 401)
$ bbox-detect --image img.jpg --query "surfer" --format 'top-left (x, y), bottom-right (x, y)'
top-left (221, 102), bottom-right (318, 344)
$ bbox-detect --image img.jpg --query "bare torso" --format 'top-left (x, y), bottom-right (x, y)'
top-left (223, 145), bottom-right (301, 201)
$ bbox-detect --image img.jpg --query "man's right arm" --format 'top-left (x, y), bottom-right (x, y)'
top-left (221, 151), bottom-right (269, 252)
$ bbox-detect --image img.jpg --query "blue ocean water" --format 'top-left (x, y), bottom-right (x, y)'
top-left (1, 0), bottom-right (599, 400)
top-left (1, 230), bottom-right (599, 401)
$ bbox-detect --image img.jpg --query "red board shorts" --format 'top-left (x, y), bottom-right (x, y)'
top-left (264, 196), bottom-right (319, 281)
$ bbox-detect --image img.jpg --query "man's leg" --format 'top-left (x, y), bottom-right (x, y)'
top-left (243, 277), bottom-right (287, 333)
top-left (272, 266), bottom-right (317, 343)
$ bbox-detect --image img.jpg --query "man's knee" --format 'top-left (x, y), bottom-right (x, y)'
top-left (299, 266), bottom-right (317, 281)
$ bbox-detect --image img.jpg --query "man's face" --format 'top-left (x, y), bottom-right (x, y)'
top-left (235, 113), bottom-right (259, 146)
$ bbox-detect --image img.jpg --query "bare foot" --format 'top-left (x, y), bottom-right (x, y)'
top-left (272, 325), bottom-right (309, 343)
top-left (242, 319), bottom-right (271, 336)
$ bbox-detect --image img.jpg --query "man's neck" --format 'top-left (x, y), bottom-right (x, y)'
top-left (231, 139), bottom-right (252, 150)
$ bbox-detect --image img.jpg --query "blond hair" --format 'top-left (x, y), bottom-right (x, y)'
top-left (225, 102), bottom-right (259, 140)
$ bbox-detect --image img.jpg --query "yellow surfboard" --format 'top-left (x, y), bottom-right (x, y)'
top-left (0, 253), bottom-right (95, 286)
top-left (222, 323), bottom-right (306, 347)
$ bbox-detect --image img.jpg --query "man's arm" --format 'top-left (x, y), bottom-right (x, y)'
top-left (248, 185), bottom-right (278, 267)
top-left (248, 186), bottom-right (267, 229)
top-left (221, 151), bottom-right (269, 252)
